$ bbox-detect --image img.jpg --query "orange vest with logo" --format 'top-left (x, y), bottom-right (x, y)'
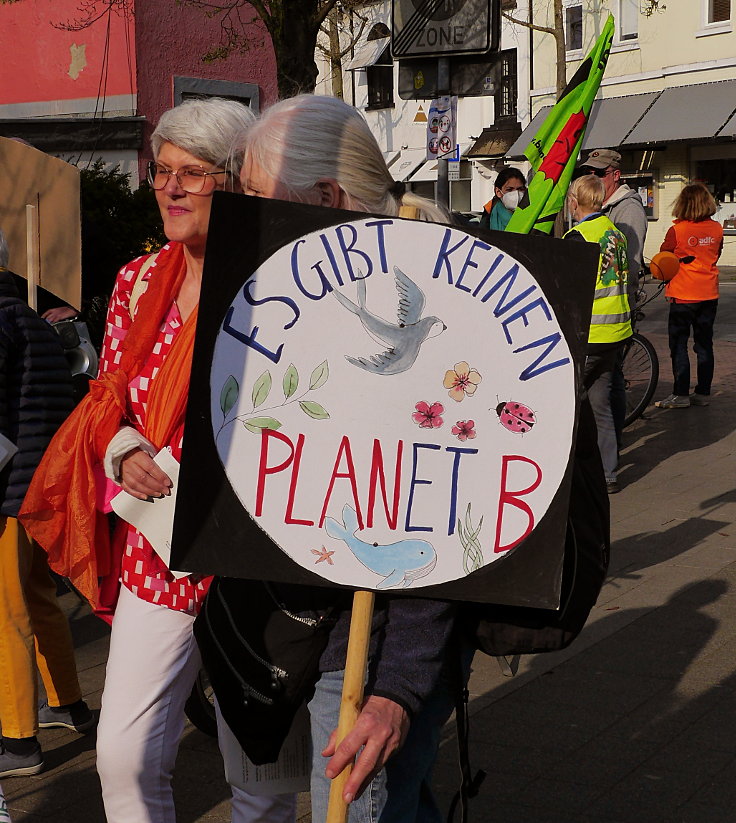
top-left (665, 219), bottom-right (723, 302)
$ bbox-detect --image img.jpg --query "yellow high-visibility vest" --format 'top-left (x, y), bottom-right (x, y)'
top-left (565, 214), bottom-right (632, 344)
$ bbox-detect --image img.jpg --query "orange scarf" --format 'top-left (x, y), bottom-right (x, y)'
top-left (19, 242), bottom-right (198, 609)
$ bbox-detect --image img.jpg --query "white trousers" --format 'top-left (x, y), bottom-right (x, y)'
top-left (96, 585), bottom-right (296, 823)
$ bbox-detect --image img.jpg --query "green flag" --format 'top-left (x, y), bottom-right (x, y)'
top-left (506, 15), bottom-right (615, 235)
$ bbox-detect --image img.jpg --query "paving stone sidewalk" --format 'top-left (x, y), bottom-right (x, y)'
top-left (5, 328), bottom-right (736, 823)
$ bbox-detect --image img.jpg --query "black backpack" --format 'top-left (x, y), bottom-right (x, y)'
top-left (449, 397), bottom-right (610, 822)
top-left (462, 395), bottom-right (610, 659)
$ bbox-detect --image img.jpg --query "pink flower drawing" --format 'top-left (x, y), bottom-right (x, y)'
top-left (451, 420), bottom-right (477, 441)
top-left (412, 401), bottom-right (444, 429)
top-left (443, 361), bottom-right (482, 402)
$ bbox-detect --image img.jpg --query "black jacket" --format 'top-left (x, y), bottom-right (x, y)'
top-left (0, 271), bottom-right (73, 516)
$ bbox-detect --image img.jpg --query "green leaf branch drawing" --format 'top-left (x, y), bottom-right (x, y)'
top-left (216, 360), bottom-right (331, 440)
top-left (457, 503), bottom-right (484, 575)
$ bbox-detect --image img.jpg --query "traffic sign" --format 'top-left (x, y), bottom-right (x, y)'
top-left (392, 0), bottom-right (495, 59)
top-left (398, 51), bottom-right (502, 100)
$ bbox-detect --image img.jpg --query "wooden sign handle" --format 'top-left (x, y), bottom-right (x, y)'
top-left (26, 204), bottom-right (39, 312)
top-left (326, 204), bottom-right (418, 822)
top-left (399, 204), bottom-right (420, 220)
top-left (325, 589), bottom-right (375, 823)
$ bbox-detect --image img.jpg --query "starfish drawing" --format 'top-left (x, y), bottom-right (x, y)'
top-left (311, 546), bottom-right (335, 565)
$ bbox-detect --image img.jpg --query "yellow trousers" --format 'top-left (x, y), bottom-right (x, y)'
top-left (0, 516), bottom-right (82, 738)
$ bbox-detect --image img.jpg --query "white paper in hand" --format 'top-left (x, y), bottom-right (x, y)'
top-left (110, 447), bottom-right (189, 579)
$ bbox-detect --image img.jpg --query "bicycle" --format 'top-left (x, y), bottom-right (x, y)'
top-left (622, 275), bottom-right (664, 427)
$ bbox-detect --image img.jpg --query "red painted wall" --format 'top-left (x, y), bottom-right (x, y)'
top-left (135, 1), bottom-right (278, 153)
top-left (1, 0), bottom-right (136, 106)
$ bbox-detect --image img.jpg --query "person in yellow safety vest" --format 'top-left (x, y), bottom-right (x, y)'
top-left (564, 174), bottom-right (632, 494)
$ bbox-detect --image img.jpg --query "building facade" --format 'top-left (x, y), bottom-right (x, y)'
top-left (514, 0), bottom-right (736, 264)
top-left (0, 0), bottom-right (276, 183)
top-left (317, 0), bottom-right (736, 264)
top-left (315, 0), bottom-right (532, 214)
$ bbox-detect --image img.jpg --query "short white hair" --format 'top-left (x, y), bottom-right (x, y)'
top-left (151, 97), bottom-right (256, 178)
top-left (0, 228), bottom-right (8, 269)
top-left (242, 94), bottom-right (448, 222)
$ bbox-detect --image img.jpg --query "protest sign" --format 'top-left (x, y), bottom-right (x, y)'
top-left (171, 193), bottom-right (598, 608)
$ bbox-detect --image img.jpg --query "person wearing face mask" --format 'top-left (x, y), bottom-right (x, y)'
top-left (479, 167), bottom-right (526, 231)
top-left (564, 175), bottom-right (632, 494)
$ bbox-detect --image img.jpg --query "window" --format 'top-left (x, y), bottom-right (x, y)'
top-left (173, 77), bottom-right (259, 112)
top-left (707, 0), bottom-right (731, 23)
top-left (565, 3), bottom-right (583, 51)
top-left (495, 50), bottom-right (517, 120)
top-left (365, 23), bottom-right (393, 109)
top-left (618, 0), bottom-right (638, 41)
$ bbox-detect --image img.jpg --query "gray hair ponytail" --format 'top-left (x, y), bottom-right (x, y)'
top-left (242, 95), bottom-right (448, 223)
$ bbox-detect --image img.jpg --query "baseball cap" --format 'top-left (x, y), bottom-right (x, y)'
top-left (582, 148), bottom-right (621, 170)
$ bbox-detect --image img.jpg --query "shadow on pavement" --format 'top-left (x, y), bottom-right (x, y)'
top-left (434, 578), bottom-right (736, 822)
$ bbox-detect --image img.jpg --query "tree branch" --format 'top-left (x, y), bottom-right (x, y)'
top-left (501, 10), bottom-right (556, 35)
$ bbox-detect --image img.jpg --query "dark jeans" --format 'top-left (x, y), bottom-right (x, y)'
top-left (584, 346), bottom-right (621, 482)
top-left (668, 300), bottom-right (718, 396)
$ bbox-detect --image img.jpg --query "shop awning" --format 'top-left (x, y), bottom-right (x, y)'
top-left (345, 37), bottom-right (391, 70)
top-left (719, 108), bottom-right (736, 138)
top-left (383, 149), bottom-right (401, 169)
top-left (391, 148), bottom-right (427, 181)
top-left (626, 80), bottom-right (736, 143)
top-left (466, 123), bottom-right (522, 158)
top-left (506, 91), bottom-right (662, 158)
top-left (0, 116), bottom-right (145, 153)
top-left (408, 143), bottom-right (473, 181)
top-left (409, 160), bottom-right (438, 182)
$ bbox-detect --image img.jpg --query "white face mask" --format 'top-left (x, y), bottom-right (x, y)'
top-left (501, 189), bottom-right (522, 211)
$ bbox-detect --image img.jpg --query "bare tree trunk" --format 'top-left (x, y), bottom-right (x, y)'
top-left (553, 0), bottom-right (566, 96)
top-left (327, 7), bottom-right (344, 99)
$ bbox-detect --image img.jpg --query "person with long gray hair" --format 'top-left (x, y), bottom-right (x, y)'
top-left (20, 99), bottom-right (295, 823)
top-left (203, 93), bottom-right (456, 823)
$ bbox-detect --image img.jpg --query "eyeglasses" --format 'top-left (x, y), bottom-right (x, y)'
top-left (146, 161), bottom-right (228, 194)
top-left (583, 167), bottom-right (614, 178)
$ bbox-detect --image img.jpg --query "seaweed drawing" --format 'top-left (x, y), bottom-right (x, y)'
top-left (457, 503), bottom-right (484, 574)
top-left (216, 360), bottom-right (330, 440)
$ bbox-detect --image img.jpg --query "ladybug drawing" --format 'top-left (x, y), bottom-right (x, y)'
top-left (495, 401), bottom-right (537, 434)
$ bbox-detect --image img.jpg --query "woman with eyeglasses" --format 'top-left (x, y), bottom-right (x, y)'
top-left (20, 98), bottom-right (296, 823)
top-left (479, 166), bottom-right (526, 232)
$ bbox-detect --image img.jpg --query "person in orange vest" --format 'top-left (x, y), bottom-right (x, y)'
top-left (655, 183), bottom-right (723, 409)
top-left (478, 166), bottom-right (526, 232)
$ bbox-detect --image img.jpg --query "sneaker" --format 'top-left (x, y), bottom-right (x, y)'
top-left (655, 394), bottom-right (690, 409)
top-left (690, 393), bottom-right (710, 406)
top-left (606, 479), bottom-right (620, 494)
top-left (0, 743), bottom-right (43, 778)
top-left (38, 699), bottom-right (96, 733)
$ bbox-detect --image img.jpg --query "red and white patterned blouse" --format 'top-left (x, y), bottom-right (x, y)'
top-left (98, 244), bottom-right (211, 615)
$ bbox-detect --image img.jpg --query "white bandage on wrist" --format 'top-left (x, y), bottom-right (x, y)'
top-left (104, 427), bottom-right (157, 483)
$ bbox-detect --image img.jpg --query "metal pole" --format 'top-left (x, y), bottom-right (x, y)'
top-left (436, 57), bottom-right (450, 210)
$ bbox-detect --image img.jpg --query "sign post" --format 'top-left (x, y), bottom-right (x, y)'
top-left (392, 1), bottom-right (500, 207)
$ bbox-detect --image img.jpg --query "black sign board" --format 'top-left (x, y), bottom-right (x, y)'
top-left (171, 193), bottom-right (598, 608)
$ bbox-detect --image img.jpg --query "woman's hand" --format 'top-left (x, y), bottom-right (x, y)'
top-left (43, 306), bottom-right (78, 323)
top-left (120, 448), bottom-right (172, 500)
top-left (323, 695), bottom-right (409, 804)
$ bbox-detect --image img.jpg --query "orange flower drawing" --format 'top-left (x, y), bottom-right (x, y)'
top-left (443, 362), bottom-right (482, 402)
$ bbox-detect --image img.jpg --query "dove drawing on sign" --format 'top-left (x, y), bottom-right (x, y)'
top-left (332, 266), bottom-right (445, 375)
top-left (324, 504), bottom-right (437, 589)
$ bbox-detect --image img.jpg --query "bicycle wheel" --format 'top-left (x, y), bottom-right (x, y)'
top-left (623, 332), bottom-right (659, 427)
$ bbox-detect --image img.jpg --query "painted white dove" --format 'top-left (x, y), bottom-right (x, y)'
top-left (332, 266), bottom-right (446, 375)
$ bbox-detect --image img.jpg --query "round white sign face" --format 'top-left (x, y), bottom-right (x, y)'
top-left (210, 218), bottom-right (575, 591)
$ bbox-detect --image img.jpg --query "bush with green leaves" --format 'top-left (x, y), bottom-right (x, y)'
top-left (79, 159), bottom-right (166, 302)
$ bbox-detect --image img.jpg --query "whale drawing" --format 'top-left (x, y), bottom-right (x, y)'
top-left (324, 504), bottom-right (437, 589)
